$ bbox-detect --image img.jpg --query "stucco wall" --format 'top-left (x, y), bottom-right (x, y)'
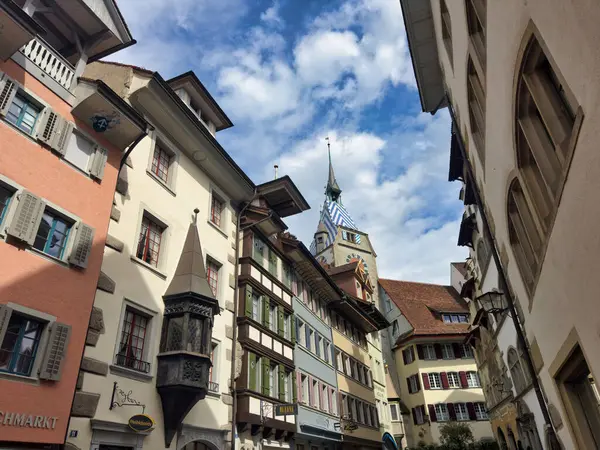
top-left (0, 58), bottom-right (121, 444)
top-left (430, 0), bottom-right (600, 446)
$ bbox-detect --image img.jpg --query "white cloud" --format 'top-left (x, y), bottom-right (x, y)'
top-left (260, 2), bottom-right (284, 27)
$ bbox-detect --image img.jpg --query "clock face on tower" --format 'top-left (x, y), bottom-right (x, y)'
top-left (346, 253), bottom-right (368, 273)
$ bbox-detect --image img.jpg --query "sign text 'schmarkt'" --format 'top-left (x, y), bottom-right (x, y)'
top-left (0, 411), bottom-right (58, 429)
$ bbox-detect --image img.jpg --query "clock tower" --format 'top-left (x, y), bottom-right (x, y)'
top-left (310, 141), bottom-right (381, 309)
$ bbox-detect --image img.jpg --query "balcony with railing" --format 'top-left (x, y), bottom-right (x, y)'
top-left (208, 381), bottom-right (219, 393)
top-left (19, 37), bottom-right (75, 90)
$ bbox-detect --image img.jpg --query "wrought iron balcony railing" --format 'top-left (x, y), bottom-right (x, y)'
top-left (115, 353), bottom-right (151, 374)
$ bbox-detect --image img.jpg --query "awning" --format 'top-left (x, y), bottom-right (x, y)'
top-left (72, 78), bottom-right (147, 150)
top-left (0, 1), bottom-right (45, 61)
top-left (464, 177), bottom-right (476, 205)
top-left (457, 213), bottom-right (477, 247)
top-left (448, 128), bottom-right (464, 182)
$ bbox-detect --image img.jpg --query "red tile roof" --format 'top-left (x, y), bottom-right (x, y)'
top-left (379, 279), bottom-right (469, 343)
top-left (326, 261), bottom-right (358, 276)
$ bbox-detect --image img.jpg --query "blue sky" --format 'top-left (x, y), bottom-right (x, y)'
top-left (115, 0), bottom-right (467, 284)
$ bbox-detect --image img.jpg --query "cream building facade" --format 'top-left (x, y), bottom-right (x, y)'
top-left (66, 61), bottom-right (254, 450)
top-left (400, 0), bottom-right (600, 448)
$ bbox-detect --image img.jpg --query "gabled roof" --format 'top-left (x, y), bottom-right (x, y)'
top-left (379, 279), bottom-right (469, 342)
top-left (326, 261), bottom-right (359, 276)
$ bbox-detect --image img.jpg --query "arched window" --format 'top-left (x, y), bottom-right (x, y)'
top-left (511, 30), bottom-right (582, 293)
top-left (466, 0), bottom-right (487, 71)
top-left (440, 0), bottom-right (453, 67)
top-left (467, 55), bottom-right (486, 164)
top-left (508, 347), bottom-right (528, 394)
top-left (507, 178), bottom-right (542, 293)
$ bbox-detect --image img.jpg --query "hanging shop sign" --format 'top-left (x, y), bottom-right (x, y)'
top-left (274, 404), bottom-right (298, 416)
top-left (128, 414), bottom-right (155, 432)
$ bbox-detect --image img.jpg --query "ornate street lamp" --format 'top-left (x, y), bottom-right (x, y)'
top-left (476, 291), bottom-right (509, 315)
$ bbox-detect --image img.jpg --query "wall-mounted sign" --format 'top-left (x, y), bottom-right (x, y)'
top-left (0, 411), bottom-right (58, 429)
top-left (128, 414), bottom-right (155, 432)
top-left (274, 404), bottom-right (298, 416)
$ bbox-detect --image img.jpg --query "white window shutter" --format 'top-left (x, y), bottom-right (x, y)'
top-left (39, 322), bottom-right (71, 381)
top-left (89, 146), bottom-right (108, 180)
top-left (0, 76), bottom-right (19, 117)
top-left (68, 222), bottom-right (95, 268)
top-left (6, 190), bottom-right (45, 245)
top-left (52, 120), bottom-right (74, 156)
top-left (36, 108), bottom-right (62, 147)
top-left (0, 305), bottom-right (13, 346)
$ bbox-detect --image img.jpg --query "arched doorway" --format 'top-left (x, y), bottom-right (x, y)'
top-left (516, 401), bottom-right (543, 450)
top-left (182, 441), bottom-right (218, 450)
top-left (497, 427), bottom-right (509, 450)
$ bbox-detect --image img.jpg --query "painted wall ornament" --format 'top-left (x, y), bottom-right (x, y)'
top-left (90, 110), bottom-right (121, 133)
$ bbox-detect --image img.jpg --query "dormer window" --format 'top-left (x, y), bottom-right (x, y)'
top-left (442, 314), bottom-right (469, 324)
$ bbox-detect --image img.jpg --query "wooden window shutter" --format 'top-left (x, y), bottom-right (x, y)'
top-left (68, 223), bottom-right (95, 269)
top-left (428, 404), bottom-right (437, 422)
top-left (459, 371), bottom-right (468, 388)
top-left (261, 357), bottom-right (270, 396)
top-left (0, 305), bottom-right (14, 345)
top-left (441, 372), bottom-right (449, 389)
top-left (411, 407), bottom-right (417, 425)
top-left (410, 345), bottom-right (415, 361)
top-left (291, 314), bottom-right (296, 344)
top-left (402, 349), bottom-right (408, 365)
top-left (293, 371), bottom-right (298, 403)
top-left (416, 344), bottom-right (424, 359)
top-left (39, 322), bottom-right (71, 381)
top-left (89, 146), bottom-right (108, 180)
top-left (308, 376), bottom-right (314, 405)
top-left (406, 377), bottom-right (412, 394)
top-left (6, 190), bottom-right (45, 245)
top-left (36, 108), bottom-right (61, 147)
top-left (416, 374), bottom-right (421, 391)
top-left (244, 285), bottom-right (253, 317)
top-left (262, 296), bottom-right (270, 328)
top-left (467, 402), bottom-right (476, 420)
top-left (422, 373), bottom-right (430, 390)
top-left (277, 305), bottom-right (284, 337)
top-left (278, 364), bottom-right (286, 400)
top-left (453, 343), bottom-right (462, 358)
top-left (51, 120), bottom-right (74, 156)
top-left (0, 76), bottom-right (19, 117)
top-left (448, 403), bottom-right (456, 421)
top-left (248, 352), bottom-right (257, 390)
top-left (434, 343), bottom-right (443, 359)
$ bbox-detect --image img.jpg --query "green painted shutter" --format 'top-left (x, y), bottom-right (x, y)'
top-left (292, 371), bottom-right (297, 403)
top-left (262, 296), bottom-right (270, 328)
top-left (278, 306), bottom-right (284, 337)
top-left (248, 352), bottom-right (257, 391)
top-left (245, 285), bottom-right (253, 318)
top-left (262, 357), bottom-right (270, 396)
top-left (291, 314), bottom-right (296, 344)
top-left (268, 249), bottom-right (278, 275)
top-left (279, 364), bottom-right (286, 401)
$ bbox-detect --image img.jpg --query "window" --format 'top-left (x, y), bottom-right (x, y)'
top-left (466, 0), bottom-right (486, 71)
top-left (342, 230), bottom-right (356, 243)
top-left (429, 373), bottom-right (442, 389)
top-left (268, 302), bottom-right (277, 333)
top-left (511, 33), bottom-right (580, 292)
top-left (321, 384), bottom-right (328, 411)
top-left (5, 93), bottom-right (41, 135)
top-left (251, 293), bottom-right (261, 323)
top-left (466, 371), bottom-right (481, 387)
top-left (312, 378), bottom-right (319, 408)
top-left (268, 248), bottom-right (278, 276)
top-left (350, 398), bottom-right (357, 420)
top-left (269, 362), bottom-right (278, 398)
top-left (301, 374), bottom-right (309, 404)
top-left (455, 403), bottom-right (469, 421)
top-left (116, 308), bottom-right (149, 373)
top-left (33, 210), bottom-right (71, 259)
top-left (323, 340), bottom-right (330, 364)
top-left (308, 329), bottom-right (314, 352)
top-left (283, 264), bottom-right (292, 289)
top-left (467, 55), bottom-right (486, 162)
top-left (316, 335), bottom-right (322, 358)
top-left (210, 193), bottom-right (224, 228)
top-left (0, 185), bottom-right (14, 226)
top-left (555, 346), bottom-right (600, 447)
top-left (331, 388), bottom-right (338, 415)
top-left (253, 236), bottom-right (265, 264)
top-left (440, 0), bottom-right (453, 67)
top-left (508, 347), bottom-right (530, 394)
top-left (283, 313), bottom-right (290, 340)
top-left (209, 342), bottom-right (218, 385)
top-left (443, 314), bottom-right (469, 324)
top-left (64, 131), bottom-right (95, 173)
top-left (462, 344), bottom-right (474, 358)
top-left (414, 406), bottom-right (425, 425)
top-left (206, 259), bottom-right (219, 297)
top-left (408, 375), bottom-right (419, 393)
top-left (0, 314), bottom-right (43, 376)
top-left (474, 402), bottom-right (488, 420)
top-left (298, 320), bottom-right (306, 346)
top-left (435, 404), bottom-right (450, 422)
top-left (137, 215), bottom-right (163, 267)
top-left (336, 348), bottom-right (342, 369)
top-left (390, 404), bottom-right (399, 421)
top-left (403, 346), bottom-right (415, 364)
top-left (151, 145), bottom-right (171, 183)
top-left (283, 370), bottom-right (292, 402)
top-left (423, 344), bottom-right (436, 360)
top-left (442, 344), bottom-right (455, 359)
top-left (447, 372), bottom-right (461, 388)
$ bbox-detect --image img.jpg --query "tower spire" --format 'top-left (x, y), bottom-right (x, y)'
top-left (325, 137), bottom-right (342, 202)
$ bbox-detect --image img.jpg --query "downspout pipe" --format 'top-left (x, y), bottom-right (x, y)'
top-left (445, 98), bottom-right (561, 449)
top-left (230, 190), bottom-right (258, 450)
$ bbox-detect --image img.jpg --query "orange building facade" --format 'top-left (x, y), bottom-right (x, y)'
top-left (0, 2), bottom-right (144, 446)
